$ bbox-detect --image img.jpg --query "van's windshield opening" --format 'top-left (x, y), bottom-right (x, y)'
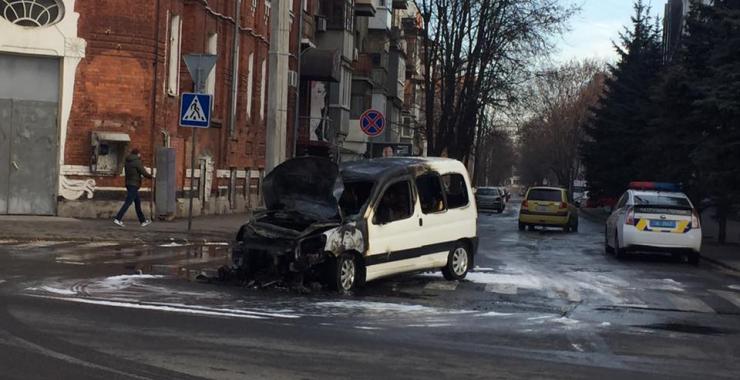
top-left (339, 181), bottom-right (374, 218)
top-left (527, 189), bottom-right (562, 202)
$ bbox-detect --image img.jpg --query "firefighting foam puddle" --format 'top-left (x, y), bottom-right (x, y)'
top-left (23, 274), bottom-right (544, 328)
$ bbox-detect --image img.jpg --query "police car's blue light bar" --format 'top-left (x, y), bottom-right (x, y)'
top-left (629, 181), bottom-right (682, 192)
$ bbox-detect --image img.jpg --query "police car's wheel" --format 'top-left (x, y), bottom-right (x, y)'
top-left (604, 228), bottom-right (614, 254)
top-left (614, 232), bottom-right (625, 260)
top-left (443, 243), bottom-right (470, 281)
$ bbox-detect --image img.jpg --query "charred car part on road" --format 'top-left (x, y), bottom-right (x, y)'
top-left (232, 156), bottom-right (478, 292)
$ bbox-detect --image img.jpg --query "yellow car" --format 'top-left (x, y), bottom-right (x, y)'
top-left (518, 187), bottom-right (579, 232)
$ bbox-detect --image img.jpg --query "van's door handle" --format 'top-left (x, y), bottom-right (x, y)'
top-left (11, 161), bottom-right (19, 170)
top-left (419, 218), bottom-right (423, 227)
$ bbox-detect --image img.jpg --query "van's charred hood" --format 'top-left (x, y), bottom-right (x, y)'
top-left (262, 157), bottom-right (344, 221)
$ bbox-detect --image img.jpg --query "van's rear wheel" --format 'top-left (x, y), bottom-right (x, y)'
top-left (442, 243), bottom-right (470, 281)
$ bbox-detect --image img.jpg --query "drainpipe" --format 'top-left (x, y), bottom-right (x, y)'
top-left (292, 0), bottom-right (304, 158)
top-left (148, 0), bottom-right (163, 220)
top-left (229, 0), bottom-right (242, 138)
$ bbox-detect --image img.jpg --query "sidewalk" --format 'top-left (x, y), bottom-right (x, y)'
top-left (0, 213), bottom-right (250, 244)
top-left (579, 208), bottom-right (740, 272)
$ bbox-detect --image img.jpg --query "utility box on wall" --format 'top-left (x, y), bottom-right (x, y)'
top-left (155, 147), bottom-right (177, 217)
top-left (91, 132), bottom-right (130, 175)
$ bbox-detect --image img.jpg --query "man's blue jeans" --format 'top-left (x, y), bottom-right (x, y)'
top-left (115, 185), bottom-right (145, 223)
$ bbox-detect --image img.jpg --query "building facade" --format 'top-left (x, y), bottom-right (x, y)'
top-left (0, 0), bottom-right (287, 218)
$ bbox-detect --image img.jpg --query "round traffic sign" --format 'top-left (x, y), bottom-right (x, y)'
top-left (360, 109), bottom-right (386, 137)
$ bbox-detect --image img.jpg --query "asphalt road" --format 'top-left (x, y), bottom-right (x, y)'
top-left (1, 204), bottom-right (740, 379)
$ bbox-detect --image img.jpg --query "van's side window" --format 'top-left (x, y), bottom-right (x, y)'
top-left (441, 174), bottom-right (469, 209)
top-left (374, 180), bottom-right (413, 225)
top-left (416, 174), bottom-right (446, 214)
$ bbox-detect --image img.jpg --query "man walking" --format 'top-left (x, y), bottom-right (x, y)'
top-left (113, 148), bottom-right (153, 227)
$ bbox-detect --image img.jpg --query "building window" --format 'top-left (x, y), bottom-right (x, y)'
top-left (260, 58), bottom-right (266, 120)
top-left (246, 53), bottom-right (254, 117)
top-left (341, 70), bottom-right (351, 108)
top-left (401, 117), bottom-right (413, 138)
top-left (265, 0), bottom-right (271, 24)
top-left (350, 94), bottom-right (370, 119)
top-left (206, 33), bottom-right (218, 100)
top-left (0, 0), bottom-right (64, 27)
top-left (167, 14), bottom-right (182, 96)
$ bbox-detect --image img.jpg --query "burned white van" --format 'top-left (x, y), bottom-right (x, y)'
top-left (231, 156), bottom-right (478, 292)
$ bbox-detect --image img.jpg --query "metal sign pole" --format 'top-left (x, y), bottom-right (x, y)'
top-left (181, 54), bottom-right (216, 233)
top-left (187, 68), bottom-right (203, 232)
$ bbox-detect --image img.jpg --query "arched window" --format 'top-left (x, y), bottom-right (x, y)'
top-left (1, 0), bottom-right (64, 27)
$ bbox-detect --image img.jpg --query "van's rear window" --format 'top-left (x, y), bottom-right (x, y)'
top-left (527, 189), bottom-right (562, 202)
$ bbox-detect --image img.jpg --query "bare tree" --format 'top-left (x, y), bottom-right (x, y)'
top-left (418, 0), bottom-right (577, 164)
top-left (517, 60), bottom-right (606, 192)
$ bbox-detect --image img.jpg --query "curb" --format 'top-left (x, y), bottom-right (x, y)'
top-left (702, 256), bottom-right (740, 272)
top-left (0, 234), bottom-right (232, 245)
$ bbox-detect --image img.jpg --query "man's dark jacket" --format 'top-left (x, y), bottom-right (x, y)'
top-left (124, 154), bottom-right (152, 187)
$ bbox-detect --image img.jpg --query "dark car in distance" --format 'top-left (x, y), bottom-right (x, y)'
top-left (476, 187), bottom-right (506, 213)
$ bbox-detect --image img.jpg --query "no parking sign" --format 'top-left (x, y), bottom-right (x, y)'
top-left (360, 109), bottom-right (386, 137)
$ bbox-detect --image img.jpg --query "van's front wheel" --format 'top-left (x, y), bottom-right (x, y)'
top-left (442, 243), bottom-right (470, 281)
top-left (331, 253), bottom-right (361, 293)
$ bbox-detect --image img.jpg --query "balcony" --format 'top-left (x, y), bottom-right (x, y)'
top-left (354, 0), bottom-right (376, 17)
top-left (393, 0), bottom-right (408, 10)
top-left (353, 53), bottom-right (374, 78)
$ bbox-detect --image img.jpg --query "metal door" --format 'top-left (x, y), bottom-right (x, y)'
top-left (0, 54), bottom-right (60, 215)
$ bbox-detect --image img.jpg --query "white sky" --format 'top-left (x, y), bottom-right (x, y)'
top-left (554, 0), bottom-right (663, 64)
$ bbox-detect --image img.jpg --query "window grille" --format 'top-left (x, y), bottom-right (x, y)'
top-left (1, 0), bottom-right (64, 27)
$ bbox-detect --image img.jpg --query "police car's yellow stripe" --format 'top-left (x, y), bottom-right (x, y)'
top-left (636, 219), bottom-right (649, 231)
top-left (673, 220), bottom-right (690, 233)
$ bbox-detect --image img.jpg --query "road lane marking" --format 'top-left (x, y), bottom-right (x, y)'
top-left (710, 290), bottom-right (740, 308)
top-left (424, 281), bottom-right (459, 291)
top-left (485, 283), bottom-right (517, 294)
top-left (11, 241), bottom-right (69, 249)
top-left (667, 294), bottom-right (714, 313)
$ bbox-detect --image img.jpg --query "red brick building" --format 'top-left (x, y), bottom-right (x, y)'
top-left (0, 0), bottom-right (302, 218)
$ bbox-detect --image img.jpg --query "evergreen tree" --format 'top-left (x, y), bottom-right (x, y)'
top-left (687, 0), bottom-right (740, 243)
top-left (581, 0), bottom-right (664, 199)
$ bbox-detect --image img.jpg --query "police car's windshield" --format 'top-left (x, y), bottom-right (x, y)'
top-left (634, 195), bottom-right (691, 208)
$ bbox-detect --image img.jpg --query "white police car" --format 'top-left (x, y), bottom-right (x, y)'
top-left (605, 182), bottom-right (702, 264)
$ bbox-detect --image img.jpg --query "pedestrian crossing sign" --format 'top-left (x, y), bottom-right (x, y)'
top-left (179, 93), bottom-right (212, 128)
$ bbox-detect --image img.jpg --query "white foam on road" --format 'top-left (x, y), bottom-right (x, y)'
top-left (78, 242), bottom-right (120, 249)
top-left (30, 296), bottom-right (302, 320)
top-left (316, 300), bottom-right (449, 314)
top-left (97, 274), bottom-right (164, 289)
top-left (729, 285), bottom-right (740, 291)
top-left (0, 280), bottom-right (6, 285)
top-left (37, 286), bottom-right (78, 295)
top-left (476, 311), bottom-right (514, 317)
top-left (159, 242), bottom-right (190, 248)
